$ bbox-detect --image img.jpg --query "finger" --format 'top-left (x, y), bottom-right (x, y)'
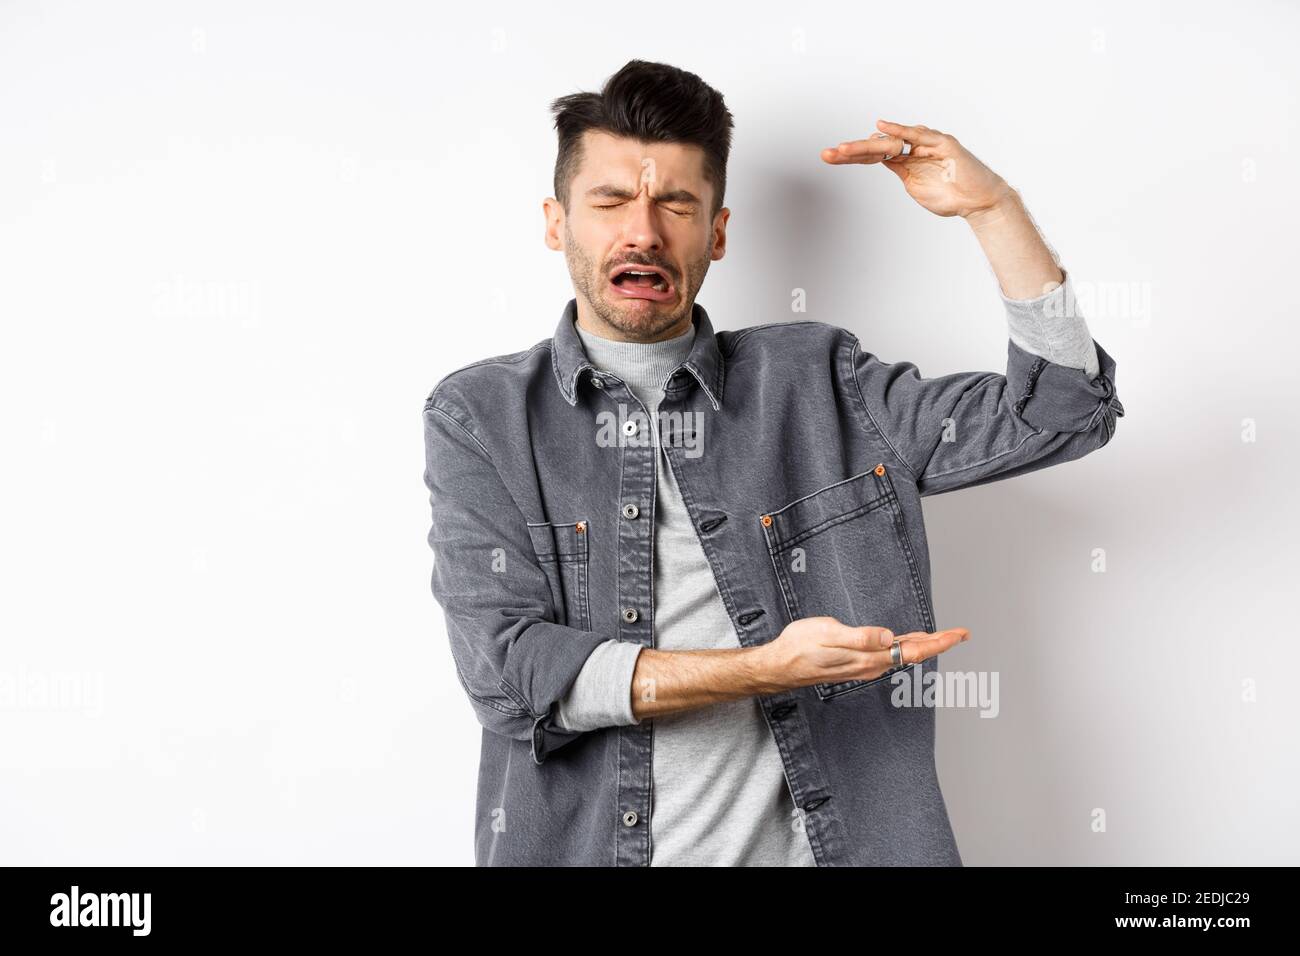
top-left (847, 625), bottom-right (944, 650)
top-left (849, 625), bottom-right (896, 650)
top-left (875, 119), bottom-right (946, 148)
top-left (868, 627), bottom-right (969, 670)
top-left (827, 624), bottom-right (896, 651)
top-left (840, 133), bottom-right (904, 159)
top-left (901, 629), bottom-right (970, 659)
top-left (885, 143), bottom-right (942, 160)
top-left (821, 134), bottom-right (905, 164)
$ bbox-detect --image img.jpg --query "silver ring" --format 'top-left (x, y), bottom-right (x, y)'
top-left (871, 131), bottom-right (910, 161)
top-left (889, 639), bottom-right (903, 667)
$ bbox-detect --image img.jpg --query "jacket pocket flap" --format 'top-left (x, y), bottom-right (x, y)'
top-left (761, 466), bottom-right (891, 550)
top-left (527, 519), bottom-right (589, 563)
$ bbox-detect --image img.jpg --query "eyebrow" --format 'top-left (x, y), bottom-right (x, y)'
top-left (584, 184), bottom-right (701, 205)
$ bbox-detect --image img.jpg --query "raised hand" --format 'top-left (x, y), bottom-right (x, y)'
top-left (821, 118), bottom-right (1013, 220)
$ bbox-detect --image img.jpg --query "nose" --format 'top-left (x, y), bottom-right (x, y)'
top-left (618, 193), bottom-right (665, 253)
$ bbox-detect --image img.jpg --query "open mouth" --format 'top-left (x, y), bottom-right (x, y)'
top-left (608, 264), bottom-right (675, 303)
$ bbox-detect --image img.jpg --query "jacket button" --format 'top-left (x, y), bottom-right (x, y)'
top-left (622, 420), bottom-right (638, 437)
top-left (591, 376), bottom-right (604, 388)
top-left (622, 503), bottom-right (640, 519)
top-left (622, 607), bottom-right (640, 624)
top-left (760, 514), bottom-right (772, 527)
top-left (622, 810), bottom-right (639, 827)
top-left (575, 521), bottom-right (586, 534)
top-left (874, 463), bottom-right (886, 476)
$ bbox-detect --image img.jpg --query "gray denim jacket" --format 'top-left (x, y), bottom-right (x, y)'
top-left (422, 292), bottom-right (1123, 866)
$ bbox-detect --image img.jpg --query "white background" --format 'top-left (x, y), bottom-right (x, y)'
top-left (2, 0), bottom-right (1297, 865)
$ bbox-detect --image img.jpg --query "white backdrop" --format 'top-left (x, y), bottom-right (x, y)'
top-left (2, 0), bottom-right (1297, 865)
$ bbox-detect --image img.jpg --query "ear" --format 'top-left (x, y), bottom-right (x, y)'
top-left (543, 197), bottom-right (564, 251)
top-left (711, 206), bottom-right (730, 261)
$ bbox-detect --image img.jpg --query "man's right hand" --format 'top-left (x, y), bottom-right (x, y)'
top-left (755, 615), bottom-right (969, 691)
top-left (627, 615), bottom-right (969, 721)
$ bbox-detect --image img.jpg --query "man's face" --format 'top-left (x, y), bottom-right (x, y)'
top-left (545, 130), bottom-right (728, 342)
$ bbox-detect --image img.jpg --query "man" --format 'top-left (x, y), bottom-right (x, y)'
top-left (422, 60), bottom-right (1123, 866)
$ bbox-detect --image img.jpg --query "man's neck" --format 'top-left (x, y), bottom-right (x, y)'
top-left (573, 314), bottom-right (696, 395)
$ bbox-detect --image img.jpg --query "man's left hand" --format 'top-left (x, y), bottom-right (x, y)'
top-left (821, 119), bottom-right (1014, 220)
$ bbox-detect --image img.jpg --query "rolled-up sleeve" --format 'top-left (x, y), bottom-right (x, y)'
top-left (845, 270), bottom-right (1124, 497)
top-left (554, 639), bottom-right (644, 731)
top-left (422, 397), bottom-right (616, 764)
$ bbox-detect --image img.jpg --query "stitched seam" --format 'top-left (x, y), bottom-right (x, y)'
top-left (921, 427), bottom-right (1043, 482)
top-left (449, 655), bottom-right (529, 717)
top-left (428, 341), bottom-right (550, 403)
top-left (761, 466), bottom-right (882, 518)
top-left (767, 497), bottom-right (894, 552)
top-left (553, 345), bottom-right (595, 404)
top-left (456, 660), bottom-right (530, 718)
top-left (425, 403), bottom-right (490, 458)
top-left (773, 550), bottom-right (803, 622)
top-left (581, 541), bottom-right (590, 631)
top-left (532, 553), bottom-right (587, 564)
top-left (550, 340), bottom-right (566, 399)
top-left (754, 676), bottom-right (821, 851)
top-left (723, 319), bottom-right (835, 355)
top-left (763, 526), bottom-right (800, 625)
top-left (820, 662), bottom-right (921, 697)
top-left (843, 333), bottom-right (920, 481)
top-left (885, 488), bottom-right (937, 631)
top-left (680, 361), bottom-right (721, 410)
top-left (715, 346), bottom-right (726, 405)
top-left (667, 446), bottom-right (742, 623)
top-left (1013, 357), bottom-right (1048, 417)
top-left (497, 675), bottom-right (535, 716)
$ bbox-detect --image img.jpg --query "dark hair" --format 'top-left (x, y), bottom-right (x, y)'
top-left (550, 59), bottom-right (734, 219)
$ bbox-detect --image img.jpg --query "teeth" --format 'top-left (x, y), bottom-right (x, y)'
top-left (614, 268), bottom-right (668, 292)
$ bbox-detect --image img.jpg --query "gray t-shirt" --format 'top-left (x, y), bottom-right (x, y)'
top-left (557, 319), bottom-right (818, 866)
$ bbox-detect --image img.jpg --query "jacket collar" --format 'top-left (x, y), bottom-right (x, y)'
top-left (550, 298), bottom-right (725, 410)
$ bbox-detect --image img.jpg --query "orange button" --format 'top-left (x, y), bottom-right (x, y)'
top-left (760, 515), bottom-right (772, 527)
top-left (575, 521), bottom-right (586, 533)
top-left (874, 464), bottom-right (886, 476)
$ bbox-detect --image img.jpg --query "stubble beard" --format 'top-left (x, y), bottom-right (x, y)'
top-left (564, 222), bottom-right (709, 342)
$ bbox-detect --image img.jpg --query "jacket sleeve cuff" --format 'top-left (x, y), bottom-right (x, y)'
top-left (1006, 335), bottom-right (1124, 437)
top-left (1000, 267), bottom-right (1101, 379)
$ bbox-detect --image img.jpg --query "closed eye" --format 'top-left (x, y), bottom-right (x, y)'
top-left (592, 202), bottom-right (693, 216)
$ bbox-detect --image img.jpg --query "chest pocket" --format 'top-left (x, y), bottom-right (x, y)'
top-left (527, 519), bottom-right (591, 632)
top-left (760, 463), bottom-right (936, 701)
